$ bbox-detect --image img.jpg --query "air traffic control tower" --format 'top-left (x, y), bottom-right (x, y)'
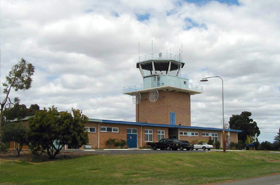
top-left (123, 52), bottom-right (203, 126)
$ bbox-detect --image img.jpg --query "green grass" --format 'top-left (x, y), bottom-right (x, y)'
top-left (0, 151), bottom-right (280, 184)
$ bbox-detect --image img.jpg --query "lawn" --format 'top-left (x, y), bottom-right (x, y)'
top-left (0, 151), bottom-right (280, 184)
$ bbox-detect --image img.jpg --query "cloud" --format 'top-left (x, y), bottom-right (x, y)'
top-left (1, 0), bottom-right (279, 143)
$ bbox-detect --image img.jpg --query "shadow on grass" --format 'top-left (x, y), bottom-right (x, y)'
top-left (0, 149), bottom-right (93, 163)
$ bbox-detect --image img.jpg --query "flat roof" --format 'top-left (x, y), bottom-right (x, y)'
top-left (88, 118), bottom-right (241, 133)
top-left (123, 86), bottom-right (203, 95)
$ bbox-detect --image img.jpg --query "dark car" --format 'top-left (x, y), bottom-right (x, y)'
top-left (179, 140), bottom-right (194, 150)
top-left (148, 138), bottom-right (181, 150)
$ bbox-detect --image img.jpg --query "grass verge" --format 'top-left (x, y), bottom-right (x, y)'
top-left (0, 151), bottom-right (280, 184)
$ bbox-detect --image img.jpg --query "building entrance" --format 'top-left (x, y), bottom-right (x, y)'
top-left (127, 128), bottom-right (137, 148)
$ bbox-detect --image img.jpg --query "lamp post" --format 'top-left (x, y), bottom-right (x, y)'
top-left (200, 76), bottom-right (226, 153)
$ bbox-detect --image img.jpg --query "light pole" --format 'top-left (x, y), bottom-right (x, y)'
top-left (200, 76), bottom-right (226, 153)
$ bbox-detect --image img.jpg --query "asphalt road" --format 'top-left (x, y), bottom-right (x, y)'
top-left (217, 174), bottom-right (280, 185)
top-left (64, 148), bottom-right (205, 155)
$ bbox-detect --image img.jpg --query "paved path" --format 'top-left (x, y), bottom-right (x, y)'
top-left (218, 174), bottom-right (280, 185)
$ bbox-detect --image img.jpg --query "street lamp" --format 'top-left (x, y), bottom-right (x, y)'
top-left (200, 76), bottom-right (226, 153)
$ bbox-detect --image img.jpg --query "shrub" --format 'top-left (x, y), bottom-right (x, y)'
top-left (230, 142), bottom-right (236, 149)
top-left (214, 141), bottom-right (220, 149)
top-left (208, 139), bottom-right (214, 145)
top-left (105, 138), bottom-right (127, 148)
top-left (236, 140), bottom-right (246, 150)
top-left (0, 142), bottom-right (9, 153)
top-left (258, 141), bottom-right (273, 150)
top-left (105, 138), bottom-right (116, 147)
top-left (191, 139), bottom-right (199, 144)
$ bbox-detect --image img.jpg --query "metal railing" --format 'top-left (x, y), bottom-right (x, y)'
top-left (123, 82), bottom-right (203, 93)
top-left (139, 53), bottom-right (182, 62)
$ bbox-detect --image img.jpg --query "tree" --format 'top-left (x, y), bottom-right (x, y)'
top-left (27, 107), bottom-right (89, 159)
top-left (229, 111), bottom-right (260, 144)
top-left (2, 122), bottom-right (28, 156)
top-left (3, 98), bottom-right (28, 121)
top-left (0, 59), bottom-right (35, 141)
top-left (273, 127), bottom-right (280, 150)
top-left (259, 141), bottom-right (272, 150)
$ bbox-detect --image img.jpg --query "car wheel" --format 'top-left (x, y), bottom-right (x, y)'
top-left (166, 146), bottom-right (171, 150)
top-left (208, 149), bottom-right (211, 151)
top-left (187, 148), bottom-right (190, 151)
top-left (202, 147), bottom-right (206, 150)
top-left (153, 146), bottom-right (157, 150)
top-left (196, 149), bottom-right (198, 150)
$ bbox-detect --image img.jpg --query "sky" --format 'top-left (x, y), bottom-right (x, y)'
top-left (1, 0), bottom-right (279, 142)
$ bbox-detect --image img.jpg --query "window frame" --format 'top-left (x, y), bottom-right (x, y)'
top-left (101, 126), bottom-right (119, 133)
top-left (85, 127), bottom-right (96, 133)
top-left (145, 129), bottom-right (153, 142)
top-left (157, 130), bottom-right (165, 141)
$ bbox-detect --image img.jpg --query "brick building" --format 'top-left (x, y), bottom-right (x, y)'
top-left (82, 52), bottom-right (240, 149)
top-left (8, 52), bottom-right (240, 150)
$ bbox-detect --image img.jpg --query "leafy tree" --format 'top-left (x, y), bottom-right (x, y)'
top-left (3, 98), bottom-right (28, 120)
top-left (27, 104), bottom-right (40, 116)
top-left (0, 59), bottom-right (35, 140)
top-left (229, 111), bottom-right (260, 144)
top-left (27, 107), bottom-right (89, 159)
top-left (2, 122), bottom-right (28, 156)
top-left (273, 128), bottom-right (280, 150)
top-left (258, 141), bottom-right (272, 150)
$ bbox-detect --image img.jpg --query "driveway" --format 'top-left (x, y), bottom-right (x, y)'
top-left (217, 174), bottom-right (280, 185)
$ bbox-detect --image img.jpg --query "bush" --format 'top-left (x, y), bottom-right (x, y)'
top-left (208, 139), bottom-right (214, 145)
top-left (230, 142), bottom-right (236, 149)
top-left (0, 142), bottom-right (9, 153)
top-left (253, 141), bottom-right (260, 150)
top-left (191, 139), bottom-right (199, 144)
top-left (105, 138), bottom-right (127, 148)
top-left (259, 141), bottom-right (273, 150)
top-left (236, 140), bottom-right (246, 150)
top-left (214, 141), bottom-right (220, 149)
top-left (272, 141), bottom-right (280, 151)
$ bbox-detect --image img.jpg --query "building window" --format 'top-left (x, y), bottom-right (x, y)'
top-left (145, 129), bottom-right (153, 142)
top-left (112, 127), bottom-right (119, 133)
top-left (157, 130), bottom-right (165, 141)
top-left (202, 133), bottom-right (218, 137)
top-left (85, 127), bottom-right (96, 133)
top-left (191, 132), bottom-right (199, 136)
top-left (202, 132), bottom-right (218, 142)
top-left (127, 128), bottom-right (137, 134)
top-left (180, 131), bottom-right (187, 136)
top-left (101, 126), bottom-right (119, 133)
top-left (101, 127), bottom-right (106, 132)
top-left (180, 131), bottom-right (198, 136)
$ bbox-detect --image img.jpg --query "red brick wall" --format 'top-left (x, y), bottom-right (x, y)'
top-left (85, 122), bottom-right (170, 149)
top-left (136, 91), bottom-right (191, 126)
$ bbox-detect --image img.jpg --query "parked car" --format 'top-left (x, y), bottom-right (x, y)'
top-left (194, 142), bottom-right (213, 150)
top-left (179, 140), bottom-right (194, 150)
top-left (148, 138), bottom-right (181, 150)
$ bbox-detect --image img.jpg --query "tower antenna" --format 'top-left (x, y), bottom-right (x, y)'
top-left (138, 41), bottom-right (140, 62)
top-left (181, 43), bottom-right (183, 62)
top-left (152, 39), bottom-right (154, 58)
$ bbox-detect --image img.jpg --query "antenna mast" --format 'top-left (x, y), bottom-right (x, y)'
top-left (152, 39), bottom-right (154, 58)
top-left (138, 41), bottom-right (140, 62)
